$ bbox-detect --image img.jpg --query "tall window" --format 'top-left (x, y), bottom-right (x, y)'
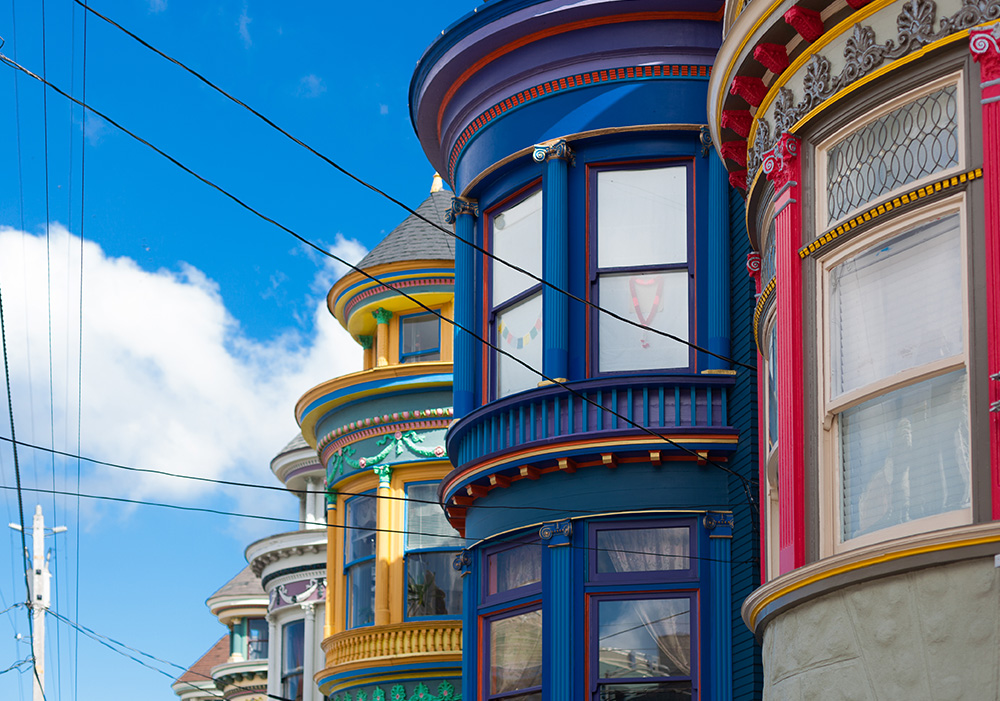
top-left (824, 208), bottom-right (970, 548)
top-left (404, 483), bottom-right (463, 618)
top-left (400, 312), bottom-right (441, 363)
top-left (246, 618), bottom-right (268, 661)
top-left (587, 519), bottom-right (698, 701)
top-left (344, 492), bottom-right (376, 628)
top-left (594, 165), bottom-right (690, 372)
top-left (763, 316), bottom-right (780, 579)
top-left (490, 189), bottom-right (543, 397)
top-left (282, 619), bottom-right (305, 701)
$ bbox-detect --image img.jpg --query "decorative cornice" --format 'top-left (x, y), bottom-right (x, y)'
top-left (447, 63), bottom-right (711, 183)
top-left (250, 542), bottom-right (325, 577)
top-left (444, 197), bottom-right (479, 224)
top-left (743, 0), bottom-right (1000, 185)
top-left (324, 427), bottom-right (448, 482)
top-left (317, 407), bottom-right (453, 452)
top-left (343, 276), bottom-right (454, 319)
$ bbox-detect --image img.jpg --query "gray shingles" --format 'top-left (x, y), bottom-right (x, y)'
top-left (355, 189), bottom-right (455, 269)
top-left (209, 564), bottom-right (264, 600)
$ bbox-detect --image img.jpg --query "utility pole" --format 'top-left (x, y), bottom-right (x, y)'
top-left (10, 505), bottom-right (66, 701)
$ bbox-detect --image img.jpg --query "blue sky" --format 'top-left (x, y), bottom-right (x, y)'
top-left (0, 1), bottom-right (473, 699)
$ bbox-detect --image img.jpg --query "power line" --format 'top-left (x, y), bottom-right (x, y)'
top-left (0, 483), bottom-right (751, 566)
top-left (71, 0), bottom-right (753, 372)
top-left (0, 51), bottom-right (758, 531)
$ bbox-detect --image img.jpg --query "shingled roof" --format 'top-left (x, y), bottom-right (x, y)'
top-left (277, 432), bottom-right (309, 456)
top-left (176, 635), bottom-right (228, 685)
top-left (355, 188), bottom-right (455, 269)
top-left (209, 564), bottom-right (264, 600)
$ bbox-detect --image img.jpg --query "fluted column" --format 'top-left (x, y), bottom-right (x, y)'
top-left (540, 519), bottom-right (573, 698)
top-left (301, 603), bottom-right (317, 701)
top-left (446, 197), bottom-right (479, 416)
top-left (373, 466), bottom-right (392, 626)
top-left (971, 24), bottom-right (1000, 517)
top-left (704, 513), bottom-right (733, 700)
top-left (763, 133), bottom-right (805, 573)
top-left (373, 308), bottom-right (392, 367)
top-left (304, 478), bottom-right (317, 528)
top-left (266, 613), bottom-right (280, 700)
top-left (534, 140), bottom-right (573, 382)
top-left (703, 128), bottom-right (731, 370)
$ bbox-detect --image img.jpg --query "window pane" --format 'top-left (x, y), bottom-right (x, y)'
top-left (407, 552), bottom-right (463, 617)
top-left (406, 483), bottom-right (460, 550)
top-left (402, 314), bottom-right (439, 359)
top-left (496, 292), bottom-right (543, 397)
top-left (246, 618), bottom-right (268, 661)
top-left (487, 542), bottom-right (541, 595)
top-left (490, 610), bottom-right (543, 695)
top-left (841, 369), bottom-right (970, 541)
top-left (346, 495), bottom-right (376, 562)
top-left (348, 560), bottom-right (376, 627)
top-left (826, 85), bottom-right (959, 223)
top-left (830, 214), bottom-right (962, 397)
top-left (598, 167), bottom-right (687, 268)
top-left (598, 598), bottom-right (691, 680)
top-left (598, 272), bottom-right (688, 372)
top-left (282, 619), bottom-right (304, 701)
top-left (596, 527), bottom-right (690, 574)
top-left (597, 682), bottom-right (693, 701)
top-left (493, 190), bottom-right (543, 306)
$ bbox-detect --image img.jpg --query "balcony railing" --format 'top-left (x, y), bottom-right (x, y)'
top-left (448, 375), bottom-right (735, 468)
top-left (324, 620), bottom-right (462, 668)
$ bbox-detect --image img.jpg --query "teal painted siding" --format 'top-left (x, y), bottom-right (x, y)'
top-left (728, 186), bottom-right (764, 701)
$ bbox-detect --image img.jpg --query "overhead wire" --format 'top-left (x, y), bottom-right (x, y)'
top-left (0, 53), bottom-right (759, 533)
top-left (70, 0), bottom-right (754, 372)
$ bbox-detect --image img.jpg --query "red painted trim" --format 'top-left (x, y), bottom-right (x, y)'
top-left (971, 28), bottom-right (1000, 519)
top-left (763, 134), bottom-right (806, 572)
top-left (435, 10), bottom-right (724, 140)
top-left (446, 64), bottom-right (711, 183)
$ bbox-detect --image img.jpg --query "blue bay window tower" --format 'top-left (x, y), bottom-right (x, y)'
top-left (410, 2), bottom-right (762, 699)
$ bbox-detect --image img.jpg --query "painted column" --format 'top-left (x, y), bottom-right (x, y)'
top-left (453, 551), bottom-right (474, 698)
top-left (304, 478), bottom-right (317, 528)
top-left (534, 140), bottom-right (573, 382)
top-left (446, 198), bottom-right (480, 416)
top-left (704, 513), bottom-right (733, 701)
top-left (747, 252), bottom-right (768, 581)
top-left (703, 129), bottom-right (732, 370)
top-left (302, 603), bottom-right (317, 701)
top-left (358, 335), bottom-right (374, 371)
top-left (762, 133), bottom-right (805, 573)
top-left (313, 486), bottom-right (326, 530)
top-left (266, 613), bottom-right (280, 700)
top-left (373, 465), bottom-right (392, 626)
top-left (327, 490), bottom-right (341, 637)
top-left (230, 618), bottom-right (244, 661)
top-left (970, 25), bottom-right (1000, 517)
top-left (540, 519), bottom-right (573, 699)
top-left (373, 308), bottom-right (392, 367)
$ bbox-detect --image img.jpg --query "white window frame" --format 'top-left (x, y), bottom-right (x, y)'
top-left (816, 195), bottom-right (972, 556)
top-left (814, 72), bottom-right (966, 234)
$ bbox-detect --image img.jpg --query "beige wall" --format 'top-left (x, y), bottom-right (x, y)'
top-left (761, 557), bottom-right (999, 700)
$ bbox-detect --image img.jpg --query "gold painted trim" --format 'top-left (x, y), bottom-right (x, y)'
top-left (752, 277), bottom-right (776, 353)
top-left (799, 168), bottom-right (982, 258)
top-left (744, 522), bottom-right (1000, 630)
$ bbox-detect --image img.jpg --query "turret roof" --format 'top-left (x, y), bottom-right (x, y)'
top-left (176, 635), bottom-right (228, 685)
top-left (355, 189), bottom-right (455, 269)
top-left (208, 564), bottom-right (264, 600)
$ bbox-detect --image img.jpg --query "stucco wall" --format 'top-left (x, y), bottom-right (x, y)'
top-left (761, 556), bottom-right (1000, 700)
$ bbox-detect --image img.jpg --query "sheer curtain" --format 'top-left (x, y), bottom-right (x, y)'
top-left (597, 527), bottom-right (689, 573)
top-left (491, 610), bottom-right (543, 694)
top-left (598, 598), bottom-right (691, 680)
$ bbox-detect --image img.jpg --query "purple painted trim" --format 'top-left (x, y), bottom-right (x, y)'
top-left (587, 518), bottom-right (697, 583)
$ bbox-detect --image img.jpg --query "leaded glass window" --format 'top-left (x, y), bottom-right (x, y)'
top-left (826, 85), bottom-right (959, 223)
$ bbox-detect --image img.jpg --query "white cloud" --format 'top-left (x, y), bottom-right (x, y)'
top-left (0, 225), bottom-right (366, 534)
top-left (148, 0), bottom-right (167, 13)
top-left (297, 74), bottom-right (327, 99)
top-left (238, 3), bottom-right (252, 48)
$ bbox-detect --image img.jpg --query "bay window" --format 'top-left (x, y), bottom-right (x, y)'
top-left (487, 607), bottom-right (543, 701)
top-left (404, 482), bottom-right (463, 618)
top-left (823, 206), bottom-right (970, 549)
top-left (593, 165), bottom-right (690, 373)
top-left (490, 189), bottom-right (543, 397)
top-left (246, 618), bottom-right (268, 661)
top-left (762, 316), bottom-right (780, 580)
top-left (344, 492), bottom-right (376, 628)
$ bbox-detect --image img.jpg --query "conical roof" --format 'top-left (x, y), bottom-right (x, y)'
top-left (355, 189), bottom-right (455, 269)
top-left (277, 432), bottom-right (309, 456)
top-left (208, 564), bottom-right (264, 600)
top-left (176, 636), bottom-right (228, 685)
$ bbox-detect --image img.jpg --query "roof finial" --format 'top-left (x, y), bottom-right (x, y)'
top-left (430, 173), bottom-right (444, 193)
